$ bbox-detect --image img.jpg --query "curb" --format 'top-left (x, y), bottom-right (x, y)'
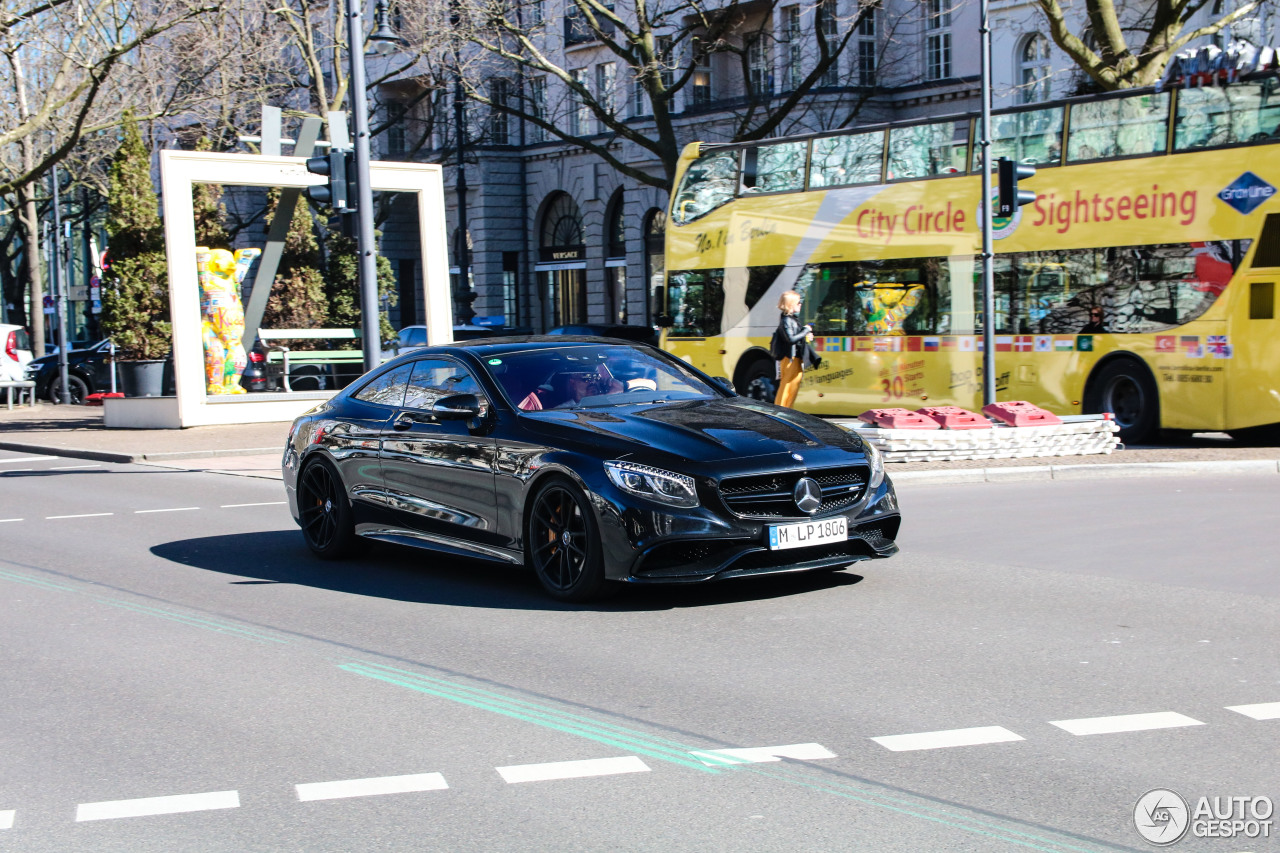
top-left (891, 459), bottom-right (1280, 485)
top-left (0, 441), bottom-right (281, 465)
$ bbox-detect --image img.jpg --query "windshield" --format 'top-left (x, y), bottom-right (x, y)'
top-left (487, 345), bottom-right (719, 411)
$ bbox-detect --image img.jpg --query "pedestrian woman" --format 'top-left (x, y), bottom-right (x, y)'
top-left (771, 290), bottom-right (815, 408)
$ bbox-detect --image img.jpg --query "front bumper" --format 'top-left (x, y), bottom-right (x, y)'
top-left (597, 475), bottom-right (901, 584)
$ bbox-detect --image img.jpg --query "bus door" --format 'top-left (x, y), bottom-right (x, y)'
top-left (1227, 276), bottom-right (1280, 430)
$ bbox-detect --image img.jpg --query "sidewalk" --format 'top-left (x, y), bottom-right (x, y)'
top-left (1, 401), bottom-right (1278, 484)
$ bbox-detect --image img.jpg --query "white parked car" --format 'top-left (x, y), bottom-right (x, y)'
top-left (0, 324), bottom-right (33, 382)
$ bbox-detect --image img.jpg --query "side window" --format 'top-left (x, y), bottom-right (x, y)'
top-left (353, 364), bottom-right (413, 407)
top-left (404, 359), bottom-right (490, 415)
top-left (666, 269), bottom-right (725, 337)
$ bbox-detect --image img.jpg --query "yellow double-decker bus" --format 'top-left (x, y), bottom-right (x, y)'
top-left (660, 77), bottom-right (1280, 443)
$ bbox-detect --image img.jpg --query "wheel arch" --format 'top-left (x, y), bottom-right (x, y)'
top-left (732, 347), bottom-right (773, 390)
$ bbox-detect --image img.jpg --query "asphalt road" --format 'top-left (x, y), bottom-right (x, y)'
top-left (0, 450), bottom-right (1276, 852)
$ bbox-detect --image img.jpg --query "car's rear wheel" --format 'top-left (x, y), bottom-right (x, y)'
top-left (297, 457), bottom-right (358, 558)
top-left (48, 374), bottom-right (89, 405)
top-left (738, 357), bottom-right (778, 403)
top-left (526, 479), bottom-right (609, 602)
top-left (1084, 357), bottom-right (1159, 444)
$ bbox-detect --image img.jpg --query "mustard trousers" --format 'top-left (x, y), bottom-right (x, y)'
top-left (774, 357), bottom-right (803, 408)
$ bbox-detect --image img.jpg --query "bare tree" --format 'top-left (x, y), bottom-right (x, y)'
top-left (1033, 0), bottom-right (1272, 89)
top-left (441, 0), bottom-right (881, 191)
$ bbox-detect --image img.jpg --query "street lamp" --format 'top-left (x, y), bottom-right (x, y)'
top-left (347, 0), bottom-right (402, 371)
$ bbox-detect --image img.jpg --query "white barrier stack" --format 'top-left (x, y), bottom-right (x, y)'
top-left (834, 415), bottom-right (1121, 463)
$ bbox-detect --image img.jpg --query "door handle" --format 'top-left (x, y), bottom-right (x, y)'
top-left (393, 412), bottom-right (414, 431)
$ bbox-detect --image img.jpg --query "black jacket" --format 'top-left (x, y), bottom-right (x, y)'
top-left (772, 313), bottom-right (821, 369)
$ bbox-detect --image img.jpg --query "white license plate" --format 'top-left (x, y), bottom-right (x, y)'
top-left (767, 517), bottom-right (847, 550)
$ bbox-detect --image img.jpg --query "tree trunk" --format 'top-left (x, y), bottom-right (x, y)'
top-left (17, 186), bottom-right (44, 356)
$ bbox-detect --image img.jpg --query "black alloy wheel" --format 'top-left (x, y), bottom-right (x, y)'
top-left (48, 374), bottom-right (89, 405)
top-left (1085, 358), bottom-right (1159, 444)
top-left (739, 358), bottom-right (779, 403)
top-left (297, 457), bottom-right (358, 558)
top-left (526, 480), bottom-right (609, 602)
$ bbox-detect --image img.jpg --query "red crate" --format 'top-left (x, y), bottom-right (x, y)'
top-left (858, 408), bottom-right (941, 429)
top-left (85, 392), bottom-right (125, 407)
top-left (916, 406), bottom-right (993, 429)
top-left (982, 401), bottom-right (1063, 427)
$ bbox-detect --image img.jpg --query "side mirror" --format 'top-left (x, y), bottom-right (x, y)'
top-left (710, 376), bottom-right (737, 396)
top-left (431, 393), bottom-right (482, 420)
top-left (655, 313), bottom-right (674, 328)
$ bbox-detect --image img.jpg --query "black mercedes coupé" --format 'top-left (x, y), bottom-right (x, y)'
top-left (282, 338), bottom-right (901, 601)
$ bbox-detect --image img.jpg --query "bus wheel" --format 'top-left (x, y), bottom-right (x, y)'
top-left (1085, 358), bottom-right (1159, 445)
top-left (738, 358), bottom-right (778, 403)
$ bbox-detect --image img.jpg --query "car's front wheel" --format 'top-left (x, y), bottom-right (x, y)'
top-left (296, 457), bottom-right (358, 558)
top-left (48, 374), bottom-right (89, 404)
top-left (526, 479), bottom-right (609, 602)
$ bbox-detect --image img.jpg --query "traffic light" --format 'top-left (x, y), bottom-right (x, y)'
top-left (996, 157), bottom-right (1036, 217)
top-left (305, 149), bottom-right (356, 212)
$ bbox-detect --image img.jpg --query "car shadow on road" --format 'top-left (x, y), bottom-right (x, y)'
top-left (151, 530), bottom-right (864, 612)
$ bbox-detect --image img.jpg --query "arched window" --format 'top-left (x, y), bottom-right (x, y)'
top-left (643, 208), bottom-right (665, 325)
top-left (1019, 34), bottom-right (1051, 104)
top-left (537, 193), bottom-right (587, 328)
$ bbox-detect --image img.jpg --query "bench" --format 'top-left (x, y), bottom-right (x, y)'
top-left (0, 379), bottom-right (36, 409)
top-left (256, 329), bottom-right (364, 392)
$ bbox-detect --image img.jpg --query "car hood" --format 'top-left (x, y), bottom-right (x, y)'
top-left (519, 397), bottom-right (868, 470)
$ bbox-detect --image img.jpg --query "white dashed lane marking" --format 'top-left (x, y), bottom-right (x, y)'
top-left (220, 502), bottom-right (286, 508)
top-left (691, 743), bottom-right (837, 766)
top-left (497, 756), bottom-right (650, 784)
top-left (0, 810), bottom-right (13, 829)
top-left (0, 456), bottom-right (55, 464)
top-left (0, 518), bottom-right (22, 523)
top-left (296, 773), bottom-right (448, 802)
top-left (1049, 711), bottom-right (1204, 736)
top-left (1226, 702), bottom-right (1280, 721)
top-left (871, 726), bottom-right (1025, 752)
top-left (0, 469), bottom-right (32, 473)
top-left (45, 513), bottom-right (113, 520)
top-left (134, 507), bottom-right (200, 514)
top-left (75, 790), bottom-right (240, 822)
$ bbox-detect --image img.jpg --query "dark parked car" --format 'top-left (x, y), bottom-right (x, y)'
top-left (282, 337), bottom-right (900, 601)
top-left (24, 339), bottom-right (116, 403)
top-left (547, 323), bottom-right (660, 346)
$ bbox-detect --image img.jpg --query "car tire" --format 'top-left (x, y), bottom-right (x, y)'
top-left (296, 456), bottom-right (359, 559)
top-left (526, 478), bottom-right (611, 602)
top-left (738, 357), bottom-right (778, 403)
top-left (48, 374), bottom-right (89, 405)
top-left (1084, 357), bottom-right (1159, 444)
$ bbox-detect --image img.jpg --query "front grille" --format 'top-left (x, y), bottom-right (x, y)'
top-left (729, 540), bottom-right (873, 574)
top-left (718, 465), bottom-right (869, 519)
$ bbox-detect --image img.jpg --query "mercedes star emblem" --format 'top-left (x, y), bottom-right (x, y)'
top-left (793, 477), bottom-right (823, 514)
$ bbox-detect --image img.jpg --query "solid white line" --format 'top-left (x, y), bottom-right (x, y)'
top-left (691, 743), bottom-right (837, 766)
top-left (497, 756), bottom-right (650, 784)
top-left (0, 456), bottom-right (55, 464)
top-left (0, 810), bottom-right (13, 829)
top-left (134, 507), bottom-right (200, 514)
top-left (52, 464), bottom-right (101, 470)
top-left (871, 726), bottom-right (1025, 752)
top-left (1225, 702), bottom-right (1280, 721)
top-left (0, 469), bottom-right (32, 473)
top-left (1050, 712), bottom-right (1204, 736)
top-left (296, 772), bottom-right (448, 801)
top-left (220, 501), bottom-right (286, 508)
top-left (45, 513), bottom-right (113, 520)
top-left (75, 790), bottom-right (239, 822)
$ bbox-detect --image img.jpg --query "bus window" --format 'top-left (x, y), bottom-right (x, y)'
top-left (888, 120), bottom-right (969, 179)
top-left (1028, 240), bottom-right (1250, 333)
top-left (750, 141), bottom-right (808, 193)
top-left (796, 262), bottom-right (864, 334)
top-left (982, 106), bottom-right (1064, 167)
top-left (810, 131), bottom-right (884, 188)
top-left (671, 150), bottom-right (739, 225)
top-left (666, 269), bottom-right (725, 336)
top-left (1067, 92), bottom-right (1169, 161)
top-left (1174, 80), bottom-right (1280, 150)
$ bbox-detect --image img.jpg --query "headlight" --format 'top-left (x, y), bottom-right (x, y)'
top-left (604, 460), bottom-right (699, 508)
top-left (862, 437), bottom-right (885, 490)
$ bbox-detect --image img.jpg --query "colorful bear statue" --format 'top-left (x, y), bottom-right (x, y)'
top-left (195, 246), bottom-right (261, 395)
